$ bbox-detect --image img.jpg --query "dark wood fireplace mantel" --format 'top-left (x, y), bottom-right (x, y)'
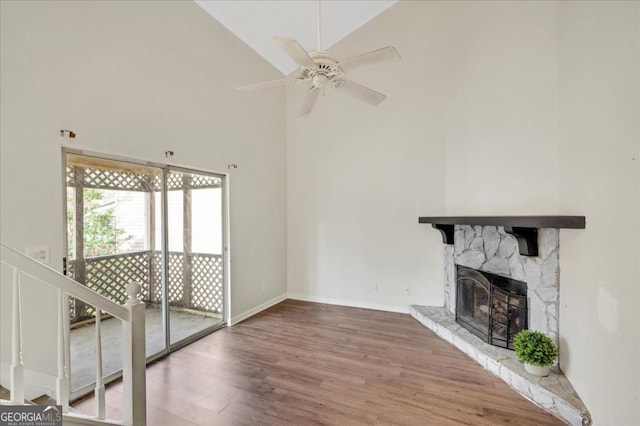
top-left (418, 216), bottom-right (585, 256)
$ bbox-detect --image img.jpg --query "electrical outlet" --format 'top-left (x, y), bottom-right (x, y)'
top-left (405, 286), bottom-right (411, 294)
top-left (371, 282), bottom-right (378, 291)
top-left (26, 246), bottom-right (49, 264)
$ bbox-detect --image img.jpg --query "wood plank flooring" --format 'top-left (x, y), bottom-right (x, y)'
top-left (73, 300), bottom-right (563, 425)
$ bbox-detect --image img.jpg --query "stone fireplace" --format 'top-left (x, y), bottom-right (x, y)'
top-left (446, 225), bottom-right (560, 347)
top-left (412, 216), bottom-right (590, 425)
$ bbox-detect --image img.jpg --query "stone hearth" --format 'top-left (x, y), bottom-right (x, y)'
top-left (410, 305), bottom-right (591, 425)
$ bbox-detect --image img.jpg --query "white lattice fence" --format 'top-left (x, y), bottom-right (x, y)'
top-left (66, 166), bottom-right (222, 192)
top-left (86, 252), bottom-right (149, 304)
top-left (167, 253), bottom-right (184, 305)
top-left (166, 172), bottom-right (222, 190)
top-left (148, 252), bottom-right (163, 305)
top-left (189, 254), bottom-right (223, 312)
top-left (67, 251), bottom-right (222, 323)
top-left (166, 252), bottom-right (223, 313)
top-left (67, 252), bottom-right (151, 322)
top-left (66, 166), bottom-right (161, 192)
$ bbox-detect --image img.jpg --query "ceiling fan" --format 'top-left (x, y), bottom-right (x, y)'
top-left (236, 1), bottom-right (401, 116)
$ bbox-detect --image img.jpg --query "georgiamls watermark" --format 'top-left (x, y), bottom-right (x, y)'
top-left (0, 404), bottom-right (62, 426)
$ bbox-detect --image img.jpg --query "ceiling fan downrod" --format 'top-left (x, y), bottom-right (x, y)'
top-left (316, 0), bottom-right (322, 52)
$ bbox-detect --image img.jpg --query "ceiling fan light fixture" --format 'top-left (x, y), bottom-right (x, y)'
top-left (312, 74), bottom-right (330, 88)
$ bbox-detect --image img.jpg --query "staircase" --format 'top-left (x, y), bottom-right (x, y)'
top-left (0, 385), bottom-right (63, 410)
top-left (0, 243), bottom-right (146, 425)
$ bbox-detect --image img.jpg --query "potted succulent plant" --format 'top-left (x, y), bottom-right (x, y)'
top-left (513, 330), bottom-right (558, 377)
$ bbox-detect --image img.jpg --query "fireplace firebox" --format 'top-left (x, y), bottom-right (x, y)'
top-left (455, 265), bottom-right (527, 350)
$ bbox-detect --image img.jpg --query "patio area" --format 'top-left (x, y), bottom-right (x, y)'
top-left (70, 305), bottom-right (222, 392)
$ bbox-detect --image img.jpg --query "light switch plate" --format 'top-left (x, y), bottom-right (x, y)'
top-left (26, 246), bottom-right (50, 264)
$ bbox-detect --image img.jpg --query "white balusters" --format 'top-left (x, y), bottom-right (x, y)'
top-left (10, 267), bottom-right (24, 404)
top-left (64, 292), bottom-right (71, 412)
top-left (1, 244), bottom-right (147, 425)
top-left (122, 282), bottom-right (146, 426)
top-left (95, 307), bottom-right (106, 419)
top-left (56, 289), bottom-right (70, 411)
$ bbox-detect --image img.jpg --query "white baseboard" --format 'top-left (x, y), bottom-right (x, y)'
top-left (286, 293), bottom-right (409, 314)
top-left (229, 293), bottom-right (287, 325)
top-left (226, 292), bottom-right (410, 326)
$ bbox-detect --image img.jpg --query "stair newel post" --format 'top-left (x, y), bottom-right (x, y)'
top-left (122, 282), bottom-right (146, 426)
top-left (56, 289), bottom-right (70, 411)
top-left (95, 307), bottom-right (105, 419)
top-left (10, 266), bottom-right (24, 404)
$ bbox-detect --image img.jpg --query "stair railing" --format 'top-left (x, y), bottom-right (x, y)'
top-left (1, 243), bottom-right (146, 425)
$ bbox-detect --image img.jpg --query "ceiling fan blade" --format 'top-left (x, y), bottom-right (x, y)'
top-left (339, 46), bottom-right (401, 72)
top-left (275, 37), bottom-right (317, 68)
top-left (334, 79), bottom-right (387, 106)
top-left (299, 87), bottom-right (320, 116)
top-left (237, 77), bottom-right (300, 91)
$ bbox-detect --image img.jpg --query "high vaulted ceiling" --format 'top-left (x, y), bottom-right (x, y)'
top-left (194, 0), bottom-right (397, 75)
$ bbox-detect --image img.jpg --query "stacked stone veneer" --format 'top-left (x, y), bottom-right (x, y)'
top-left (443, 225), bottom-right (559, 346)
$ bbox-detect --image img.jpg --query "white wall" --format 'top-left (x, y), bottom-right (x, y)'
top-left (287, 1), bottom-right (639, 424)
top-left (287, 0), bottom-right (449, 311)
top-left (0, 0), bottom-right (287, 389)
top-left (445, 1), bottom-right (560, 214)
top-left (556, 2), bottom-right (640, 424)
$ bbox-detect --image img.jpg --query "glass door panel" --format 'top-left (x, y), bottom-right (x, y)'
top-left (166, 169), bottom-right (225, 347)
top-left (65, 153), bottom-right (166, 393)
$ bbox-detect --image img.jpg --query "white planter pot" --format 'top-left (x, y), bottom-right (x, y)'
top-left (524, 362), bottom-right (550, 377)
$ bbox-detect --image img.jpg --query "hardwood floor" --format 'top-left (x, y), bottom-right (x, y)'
top-left (73, 300), bottom-right (563, 425)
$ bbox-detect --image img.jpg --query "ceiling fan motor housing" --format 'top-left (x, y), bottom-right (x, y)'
top-left (303, 51), bottom-right (344, 88)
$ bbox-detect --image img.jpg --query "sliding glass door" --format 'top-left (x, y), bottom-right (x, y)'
top-left (166, 168), bottom-right (225, 347)
top-left (64, 152), bottom-right (225, 395)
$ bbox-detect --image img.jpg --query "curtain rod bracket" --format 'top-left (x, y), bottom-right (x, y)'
top-left (60, 129), bottom-right (76, 138)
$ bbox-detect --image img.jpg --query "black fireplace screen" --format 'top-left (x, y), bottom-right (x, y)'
top-left (455, 265), bottom-right (527, 350)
